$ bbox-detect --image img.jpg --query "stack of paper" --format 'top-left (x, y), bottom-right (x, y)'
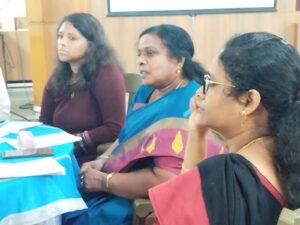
top-left (0, 121), bottom-right (42, 134)
top-left (0, 157), bottom-right (65, 179)
top-left (3, 132), bottom-right (82, 149)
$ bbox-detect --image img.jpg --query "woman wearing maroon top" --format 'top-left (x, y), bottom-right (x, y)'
top-left (150, 32), bottom-right (300, 225)
top-left (40, 13), bottom-right (125, 165)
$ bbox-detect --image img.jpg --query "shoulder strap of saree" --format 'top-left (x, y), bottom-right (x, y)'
top-left (199, 154), bottom-right (283, 225)
top-left (118, 81), bottom-right (200, 143)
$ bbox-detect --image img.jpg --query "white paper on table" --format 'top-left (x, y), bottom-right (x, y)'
top-left (0, 121), bottom-right (42, 134)
top-left (0, 131), bottom-right (8, 138)
top-left (2, 132), bottom-right (82, 149)
top-left (0, 132), bottom-right (9, 144)
top-left (0, 157), bottom-right (65, 179)
top-left (0, 138), bottom-right (6, 144)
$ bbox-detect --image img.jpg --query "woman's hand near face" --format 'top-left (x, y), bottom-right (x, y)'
top-left (182, 93), bottom-right (209, 173)
top-left (189, 95), bottom-right (208, 135)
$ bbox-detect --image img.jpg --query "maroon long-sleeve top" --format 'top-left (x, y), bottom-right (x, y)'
top-left (40, 64), bottom-right (126, 164)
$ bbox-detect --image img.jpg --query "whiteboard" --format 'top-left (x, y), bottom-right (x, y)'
top-left (107, 0), bottom-right (277, 16)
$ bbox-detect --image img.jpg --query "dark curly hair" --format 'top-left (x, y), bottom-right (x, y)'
top-left (139, 24), bottom-right (206, 84)
top-left (219, 32), bottom-right (300, 209)
top-left (49, 12), bottom-right (121, 95)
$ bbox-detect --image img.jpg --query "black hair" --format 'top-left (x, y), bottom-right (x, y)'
top-left (50, 12), bottom-right (120, 95)
top-left (139, 24), bottom-right (206, 84)
top-left (219, 32), bottom-right (300, 208)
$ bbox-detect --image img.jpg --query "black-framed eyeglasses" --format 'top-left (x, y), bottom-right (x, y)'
top-left (203, 74), bottom-right (236, 95)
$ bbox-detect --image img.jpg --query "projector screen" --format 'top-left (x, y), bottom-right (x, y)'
top-left (107, 0), bottom-right (277, 16)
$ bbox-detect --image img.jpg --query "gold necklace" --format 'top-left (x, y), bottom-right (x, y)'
top-left (237, 136), bottom-right (271, 153)
top-left (175, 79), bottom-right (186, 89)
top-left (151, 79), bottom-right (186, 101)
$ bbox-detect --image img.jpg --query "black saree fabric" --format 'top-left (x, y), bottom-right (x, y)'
top-left (198, 154), bottom-right (282, 225)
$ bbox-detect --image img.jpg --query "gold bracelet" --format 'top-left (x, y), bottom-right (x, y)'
top-left (106, 172), bottom-right (115, 192)
top-left (181, 163), bottom-right (190, 172)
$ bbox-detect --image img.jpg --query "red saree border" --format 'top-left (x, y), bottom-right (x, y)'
top-left (110, 117), bottom-right (188, 158)
top-left (254, 166), bottom-right (287, 207)
top-left (103, 117), bottom-right (189, 172)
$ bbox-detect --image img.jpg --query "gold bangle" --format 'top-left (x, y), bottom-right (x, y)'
top-left (106, 172), bottom-right (115, 192)
top-left (181, 163), bottom-right (190, 172)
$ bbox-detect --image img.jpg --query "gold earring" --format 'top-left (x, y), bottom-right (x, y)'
top-left (241, 109), bottom-right (246, 116)
top-left (176, 63), bottom-right (183, 74)
top-left (240, 109), bottom-right (247, 128)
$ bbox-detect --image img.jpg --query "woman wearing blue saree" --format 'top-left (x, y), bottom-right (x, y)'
top-left (63, 24), bottom-right (215, 225)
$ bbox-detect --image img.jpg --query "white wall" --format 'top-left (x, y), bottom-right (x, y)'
top-left (0, 0), bottom-right (26, 31)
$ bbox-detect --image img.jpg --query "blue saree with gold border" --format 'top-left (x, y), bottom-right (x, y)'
top-left (64, 80), bottom-right (200, 225)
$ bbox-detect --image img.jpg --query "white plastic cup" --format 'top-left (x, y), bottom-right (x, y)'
top-left (17, 130), bottom-right (35, 150)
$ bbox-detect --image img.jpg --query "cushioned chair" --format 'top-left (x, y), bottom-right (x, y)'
top-left (97, 72), bottom-right (142, 154)
top-left (124, 72), bottom-right (142, 112)
top-left (277, 208), bottom-right (300, 225)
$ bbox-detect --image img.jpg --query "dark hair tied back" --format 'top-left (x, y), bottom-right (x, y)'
top-left (139, 24), bottom-right (206, 84)
top-left (220, 32), bottom-right (300, 208)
